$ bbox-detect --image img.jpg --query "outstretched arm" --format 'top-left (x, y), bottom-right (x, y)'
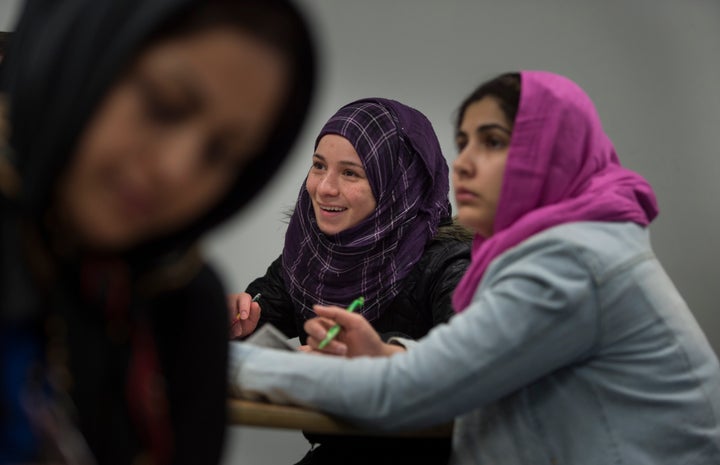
top-left (230, 240), bottom-right (598, 431)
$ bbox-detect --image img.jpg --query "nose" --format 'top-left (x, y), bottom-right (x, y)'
top-left (152, 130), bottom-right (203, 188)
top-left (316, 171), bottom-right (340, 197)
top-left (453, 146), bottom-right (474, 180)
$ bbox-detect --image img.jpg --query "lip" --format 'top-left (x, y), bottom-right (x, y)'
top-left (315, 203), bottom-right (348, 218)
top-left (454, 187), bottom-right (479, 204)
top-left (114, 181), bottom-right (155, 220)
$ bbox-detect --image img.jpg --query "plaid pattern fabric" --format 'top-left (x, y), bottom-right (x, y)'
top-left (282, 98), bottom-right (450, 321)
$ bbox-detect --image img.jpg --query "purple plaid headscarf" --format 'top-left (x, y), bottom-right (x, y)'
top-left (282, 98), bottom-right (451, 321)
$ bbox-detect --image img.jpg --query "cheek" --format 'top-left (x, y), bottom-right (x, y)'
top-left (305, 176), bottom-right (316, 197)
top-left (490, 161), bottom-right (508, 202)
top-left (161, 171), bottom-right (235, 227)
top-left (366, 191), bottom-right (377, 211)
top-left (353, 185), bottom-right (376, 213)
top-left (79, 83), bottom-right (140, 155)
top-left (63, 125), bottom-right (127, 212)
top-left (65, 91), bottom-right (142, 194)
top-left (54, 156), bottom-right (128, 250)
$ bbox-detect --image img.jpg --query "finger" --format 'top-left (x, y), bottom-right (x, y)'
top-left (229, 318), bottom-right (243, 339)
top-left (304, 317), bottom-right (337, 340)
top-left (245, 301), bottom-right (261, 324)
top-left (306, 334), bottom-right (347, 356)
top-left (227, 294), bottom-right (240, 319)
top-left (320, 340), bottom-right (347, 356)
top-left (304, 316), bottom-right (335, 331)
top-left (237, 293), bottom-right (252, 319)
top-left (313, 305), bottom-right (363, 328)
top-left (232, 303), bottom-right (260, 337)
top-left (297, 344), bottom-right (337, 356)
top-left (227, 293), bottom-right (241, 306)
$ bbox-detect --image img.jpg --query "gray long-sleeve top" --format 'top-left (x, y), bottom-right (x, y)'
top-left (229, 222), bottom-right (720, 465)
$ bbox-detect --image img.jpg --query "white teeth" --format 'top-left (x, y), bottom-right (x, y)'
top-left (321, 206), bottom-right (346, 212)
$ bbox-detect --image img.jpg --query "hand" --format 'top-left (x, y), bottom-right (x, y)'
top-left (304, 305), bottom-right (406, 357)
top-left (227, 292), bottom-right (261, 339)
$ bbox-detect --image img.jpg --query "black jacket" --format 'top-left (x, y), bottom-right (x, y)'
top-left (248, 223), bottom-right (471, 344)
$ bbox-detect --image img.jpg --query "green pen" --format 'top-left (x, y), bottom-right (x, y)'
top-left (317, 296), bottom-right (365, 349)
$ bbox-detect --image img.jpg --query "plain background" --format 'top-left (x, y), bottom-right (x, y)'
top-left (1, 1), bottom-right (718, 463)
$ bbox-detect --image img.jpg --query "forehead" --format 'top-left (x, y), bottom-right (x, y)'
top-left (136, 28), bottom-right (289, 143)
top-left (315, 134), bottom-right (360, 158)
top-left (460, 97), bottom-right (509, 131)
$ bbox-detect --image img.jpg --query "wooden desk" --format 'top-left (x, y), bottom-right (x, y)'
top-left (228, 399), bottom-right (452, 438)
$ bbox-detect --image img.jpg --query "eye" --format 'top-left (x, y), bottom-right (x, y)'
top-left (136, 76), bottom-right (193, 124)
top-left (342, 169), bottom-right (359, 178)
top-left (483, 134), bottom-right (508, 150)
top-left (455, 136), bottom-right (467, 153)
top-left (202, 139), bottom-right (241, 169)
top-left (311, 160), bottom-right (325, 170)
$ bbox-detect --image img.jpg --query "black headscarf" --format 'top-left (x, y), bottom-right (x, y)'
top-left (0, 1), bottom-right (315, 463)
top-left (1, 0), bottom-right (316, 263)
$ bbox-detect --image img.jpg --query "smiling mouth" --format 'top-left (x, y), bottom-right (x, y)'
top-left (319, 206), bottom-right (347, 213)
top-left (114, 184), bottom-right (154, 219)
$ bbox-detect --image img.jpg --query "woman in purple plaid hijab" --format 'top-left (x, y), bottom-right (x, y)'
top-left (228, 97), bottom-right (471, 465)
top-left (284, 98), bottom-right (453, 321)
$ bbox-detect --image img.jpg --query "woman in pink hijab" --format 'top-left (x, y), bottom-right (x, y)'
top-left (229, 71), bottom-right (720, 465)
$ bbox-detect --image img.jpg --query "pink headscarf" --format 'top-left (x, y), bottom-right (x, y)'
top-left (452, 71), bottom-right (659, 312)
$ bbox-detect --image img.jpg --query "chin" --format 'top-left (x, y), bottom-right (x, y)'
top-left (456, 212), bottom-right (478, 231)
top-left (78, 221), bottom-right (143, 252)
top-left (317, 224), bottom-right (341, 236)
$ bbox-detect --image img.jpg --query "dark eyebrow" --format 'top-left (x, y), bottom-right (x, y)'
top-left (156, 67), bottom-right (203, 109)
top-left (456, 123), bottom-right (512, 139)
top-left (312, 153), bottom-right (364, 169)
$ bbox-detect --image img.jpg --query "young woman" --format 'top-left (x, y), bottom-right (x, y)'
top-left (0, 0), bottom-right (315, 464)
top-left (228, 98), bottom-right (471, 463)
top-left (229, 72), bottom-right (720, 464)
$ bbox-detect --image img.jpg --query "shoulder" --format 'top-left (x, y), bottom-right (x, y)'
top-left (418, 235), bottom-right (471, 273)
top-left (180, 263), bottom-right (225, 296)
top-left (533, 221), bottom-right (651, 253)
top-left (423, 220), bottom-right (473, 261)
top-left (404, 222), bottom-right (471, 289)
top-left (154, 262), bottom-right (225, 299)
top-left (432, 219), bottom-right (474, 243)
top-left (151, 262), bottom-right (227, 328)
top-left (488, 221), bottom-right (655, 284)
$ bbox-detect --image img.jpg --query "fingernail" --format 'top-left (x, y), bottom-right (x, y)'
top-left (240, 311), bottom-right (248, 319)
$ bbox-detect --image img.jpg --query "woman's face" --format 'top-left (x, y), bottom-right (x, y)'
top-left (57, 28), bottom-right (289, 251)
top-left (452, 97), bottom-right (512, 237)
top-left (306, 134), bottom-right (376, 235)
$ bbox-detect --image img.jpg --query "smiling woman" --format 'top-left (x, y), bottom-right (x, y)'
top-left (57, 27), bottom-right (290, 251)
top-left (227, 97), bottom-right (471, 464)
top-left (306, 134), bottom-right (377, 235)
top-left (0, 1), bottom-right (315, 464)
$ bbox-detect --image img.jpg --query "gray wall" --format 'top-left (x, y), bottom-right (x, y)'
top-left (1, 1), bottom-right (718, 463)
top-left (208, 1), bottom-right (720, 462)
